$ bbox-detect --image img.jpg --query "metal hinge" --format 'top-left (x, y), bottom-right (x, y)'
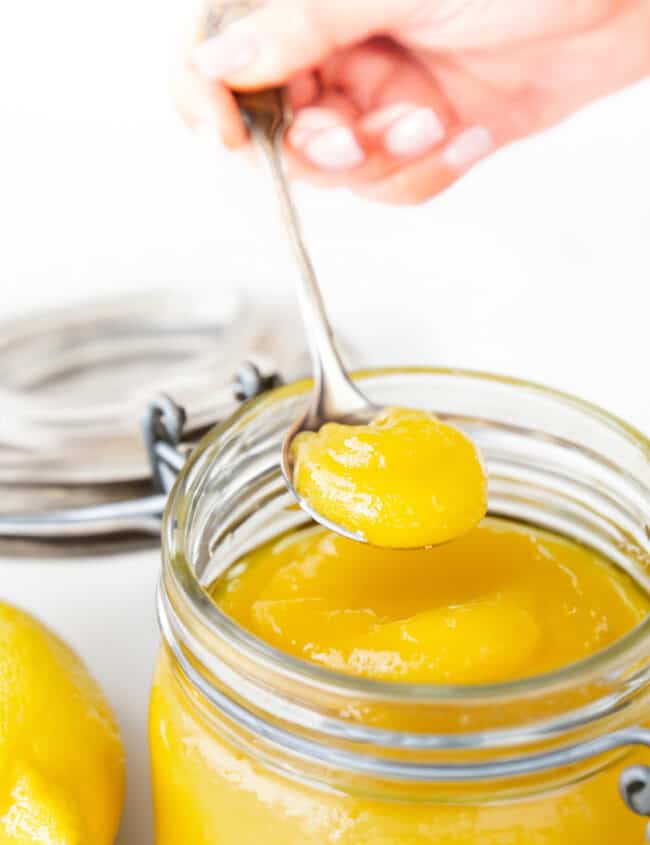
top-left (143, 361), bottom-right (283, 496)
top-left (621, 763), bottom-right (650, 842)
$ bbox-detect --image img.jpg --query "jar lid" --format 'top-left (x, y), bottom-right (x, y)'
top-left (0, 290), bottom-right (306, 554)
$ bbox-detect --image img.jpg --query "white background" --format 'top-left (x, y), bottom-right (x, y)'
top-left (0, 0), bottom-right (649, 842)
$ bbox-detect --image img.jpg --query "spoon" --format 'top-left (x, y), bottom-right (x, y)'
top-left (206, 2), bottom-right (382, 543)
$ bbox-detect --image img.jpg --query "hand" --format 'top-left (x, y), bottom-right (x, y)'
top-left (177, 0), bottom-right (650, 204)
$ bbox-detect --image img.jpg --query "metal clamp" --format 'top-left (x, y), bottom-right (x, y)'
top-left (0, 362), bottom-right (280, 545)
top-left (232, 360), bottom-right (283, 402)
top-left (143, 361), bottom-right (283, 496)
top-left (621, 765), bottom-right (650, 842)
top-left (142, 395), bottom-right (188, 495)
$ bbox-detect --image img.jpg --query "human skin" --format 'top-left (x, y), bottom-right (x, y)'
top-left (177, 1), bottom-right (650, 204)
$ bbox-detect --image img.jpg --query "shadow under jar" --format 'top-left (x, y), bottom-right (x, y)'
top-left (150, 367), bottom-right (650, 845)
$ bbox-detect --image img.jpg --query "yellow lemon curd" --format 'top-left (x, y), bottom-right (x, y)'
top-left (150, 520), bottom-right (650, 844)
top-left (290, 407), bottom-right (487, 547)
top-left (216, 520), bottom-right (647, 683)
top-left (0, 602), bottom-right (124, 845)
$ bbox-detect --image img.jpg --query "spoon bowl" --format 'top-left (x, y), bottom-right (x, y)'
top-left (280, 403), bottom-right (381, 545)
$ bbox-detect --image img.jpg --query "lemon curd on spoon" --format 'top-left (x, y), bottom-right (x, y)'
top-left (290, 406), bottom-right (487, 548)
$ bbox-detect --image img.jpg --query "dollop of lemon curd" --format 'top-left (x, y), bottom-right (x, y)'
top-left (215, 520), bottom-right (648, 684)
top-left (290, 407), bottom-right (487, 548)
top-left (0, 602), bottom-right (124, 845)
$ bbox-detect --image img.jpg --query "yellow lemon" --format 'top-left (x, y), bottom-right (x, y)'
top-left (0, 602), bottom-right (124, 844)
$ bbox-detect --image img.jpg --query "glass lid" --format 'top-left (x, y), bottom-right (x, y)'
top-left (0, 289), bottom-right (307, 552)
top-left (0, 290), bottom-right (304, 485)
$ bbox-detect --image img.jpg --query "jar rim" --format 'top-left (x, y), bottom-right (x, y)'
top-left (162, 365), bottom-right (650, 707)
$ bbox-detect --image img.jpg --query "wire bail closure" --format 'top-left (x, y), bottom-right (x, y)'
top-left (142, 396), bottom-right (188, 496)
top-left (621, 765), bottom-right (650, 842)
top-left (144, 361), bottom-right (282, 497)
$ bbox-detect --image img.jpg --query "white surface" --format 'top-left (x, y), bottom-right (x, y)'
top-left (1, 0), bottom-right (649, 842)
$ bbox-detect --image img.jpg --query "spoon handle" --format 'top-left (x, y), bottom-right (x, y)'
top-left (205, 2), bottom-right (368, 426)
top-left (251, 123), bottom-right (368, 426)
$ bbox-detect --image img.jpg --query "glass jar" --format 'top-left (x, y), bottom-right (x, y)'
top-left (152, 367), bottom-right (650, 845)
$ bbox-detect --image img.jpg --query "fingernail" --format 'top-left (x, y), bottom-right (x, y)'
top-left (192, 31), bottom-right (257, 80)
top-left (303, 127), bottom-right (365, 171)
top-left (443, 126), bottom-right (494, 169)
top-left (288, 108), bottom-right (343, 148)
top-left (384, 106), bottom-right (446, 157)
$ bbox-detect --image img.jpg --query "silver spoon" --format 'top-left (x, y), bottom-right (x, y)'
top-left (207, 2), bottom-right (382, 543)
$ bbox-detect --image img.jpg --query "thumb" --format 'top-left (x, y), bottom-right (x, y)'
top-left (192, 0), bottom-right (411, 88)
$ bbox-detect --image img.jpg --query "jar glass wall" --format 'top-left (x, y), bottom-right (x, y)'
top-left (151, 368), bottom-right (650, 844)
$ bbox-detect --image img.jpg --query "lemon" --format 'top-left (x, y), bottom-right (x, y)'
top-left (0, 602), bottom-right (124, 844)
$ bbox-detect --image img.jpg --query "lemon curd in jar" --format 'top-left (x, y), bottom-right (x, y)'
top-left (150, 519), bottom-right (650, 844)
top-left (213, 519), bottom-right (648, 685)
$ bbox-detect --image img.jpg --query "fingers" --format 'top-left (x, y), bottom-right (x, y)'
top-left (192, 0), bottom-right (416, 89)
top-left (284, 40), bottom-right (507, 203)
top-left (348, 40), bottom-right (454, 159)
top-left (287, 71), bottom-right (320, 111)
top-left (357, 126), bottom-right (496, 205)
top-left (287, 94), bottom-right (365, 174)
top-left (173, 2), bottom-right (250, 150)
top-left (177, 0), bottom-right (391, 152)
top-left (285, 40), bottom-right (457, 187)
top-left (173, 62), bottom-right (247, 148)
